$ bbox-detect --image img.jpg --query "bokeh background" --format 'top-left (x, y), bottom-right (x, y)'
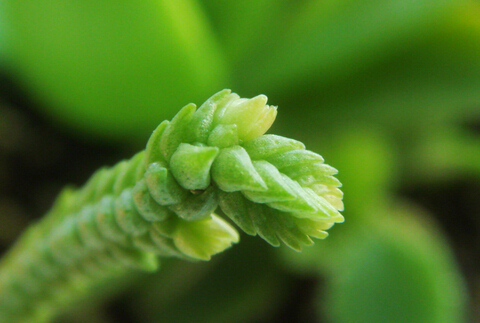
top-left (1, 1), bottom-right (480, 322)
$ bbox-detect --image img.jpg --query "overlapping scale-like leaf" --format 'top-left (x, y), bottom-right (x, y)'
top-left (0, 89), bottom-right (343, 321)
top-left (140, 89), bottom-right (344, 251)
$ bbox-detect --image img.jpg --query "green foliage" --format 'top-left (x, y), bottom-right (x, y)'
top-left (0, 90), bottom-right (343, 322)
top-left (3, 1), bottom-right (228, 142)
top-left (323, 209), bottom-right (466, 323)
top-left (1, 0), bottom-right (479, 322)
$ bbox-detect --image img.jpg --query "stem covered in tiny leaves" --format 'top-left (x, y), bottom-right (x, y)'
top-left (0, 89), bottom-right (343, 322)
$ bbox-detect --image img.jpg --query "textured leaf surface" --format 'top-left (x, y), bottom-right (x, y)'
top-left (0, 90), bottom-right (343, 322)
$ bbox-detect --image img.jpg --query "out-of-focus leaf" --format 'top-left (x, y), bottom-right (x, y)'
top-left (242, 0), bottom-right (471, 95)
top-left (270, 1), bottom-right (480, 131)
top-left (3, 0), bottom-right (229, 142)
top-left (323, 206), bottom-right (467, 323)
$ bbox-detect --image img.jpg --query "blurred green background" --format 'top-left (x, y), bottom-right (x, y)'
top-left (1, 0), bottom-right (479, 322)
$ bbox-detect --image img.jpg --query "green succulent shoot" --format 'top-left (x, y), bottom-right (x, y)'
top-left (0, 89), bottom-right (343, 322)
